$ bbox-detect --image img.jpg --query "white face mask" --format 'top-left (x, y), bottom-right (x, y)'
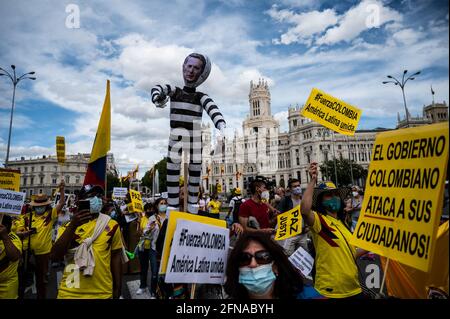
top-left (261, 191), bottom-right (270, 201)
top-left (352, 191), bottom-right (359, 197)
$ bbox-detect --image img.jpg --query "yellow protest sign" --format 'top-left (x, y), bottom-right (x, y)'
top-left (300, 88), bottom-right (362, 136)
top-left (275, 205), bottom-right (303, 240)
top-left (56, 136), bottom-right (66, 164)
top-left (0, 168), bottom-right (21, 191)
top-left (159, 211), bottom-right (226, 275)
top-left (129, 189), bottom-right (143, 213)
top-left (350, 122), bottom-right (449, 272)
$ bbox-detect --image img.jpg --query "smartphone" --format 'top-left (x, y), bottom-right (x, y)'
top-left (78, 199), bottom-right (90, 212)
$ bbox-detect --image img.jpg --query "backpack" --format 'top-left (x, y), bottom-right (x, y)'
top-left (232, 197), bottom-right (243, 223)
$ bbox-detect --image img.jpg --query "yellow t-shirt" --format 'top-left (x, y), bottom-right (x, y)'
top-left (13, 215), bottom-right (29, 249)
top-left (56, 218), bottom-right (123, 299)
top-left (0, 232), bottom-right (22, 299)
top-left (311, 212), bottom-right (362, 298)
top-left (140, 215), bottom-right (151, 250)
top-left (17, 207), bottom-right (58, 255)
top-left (207, 200), bottom-right (221, 214)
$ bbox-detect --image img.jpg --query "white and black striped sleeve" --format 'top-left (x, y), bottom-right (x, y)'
top-left (151, 84), bottom-right (175, 104)
top-left (200, 94), bottom-right (226, 129)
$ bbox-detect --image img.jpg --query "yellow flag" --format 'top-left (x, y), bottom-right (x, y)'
top-left (89, 80), bottom-right (111, 163)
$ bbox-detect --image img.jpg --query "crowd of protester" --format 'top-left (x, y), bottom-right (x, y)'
top-left (2, 162), bottom-right (447, 300)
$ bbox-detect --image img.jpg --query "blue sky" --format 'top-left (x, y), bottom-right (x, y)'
top-left (0, 0), bottom-right (448, 174)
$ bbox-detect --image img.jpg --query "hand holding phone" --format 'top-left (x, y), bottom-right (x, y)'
top-left (78, 199), bottom-right (90, 212)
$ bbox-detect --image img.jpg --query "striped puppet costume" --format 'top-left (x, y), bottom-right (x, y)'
top-left (151, 53), bottom-right (226, 214)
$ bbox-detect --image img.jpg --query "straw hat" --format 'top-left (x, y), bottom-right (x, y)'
top-left (30, 194), bottom-right (52, 207)
top-left (312, 181), bottom-right (350, 211)
top-left (234, 188), bottom-right (242, 195)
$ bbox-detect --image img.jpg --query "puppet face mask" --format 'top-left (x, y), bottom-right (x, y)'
top-left (182, 53), bottom-right (211, 88)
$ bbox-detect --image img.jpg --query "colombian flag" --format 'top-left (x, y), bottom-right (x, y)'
top-left (83, 80), bottom-right (111, 188)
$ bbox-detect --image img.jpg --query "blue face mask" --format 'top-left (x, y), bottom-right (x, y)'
top-left (322, 196), bottom-right (341, 213)
top-left (89, 196), bottom-right (103, 214)
top-left (239, 263), bottom-right (276, 296)
top-left (159, 205), bottom-right (167, 213)
top-left (35, 206), bottom-right (47, 215)
top-left (292, 186), bottom-right (302, 196)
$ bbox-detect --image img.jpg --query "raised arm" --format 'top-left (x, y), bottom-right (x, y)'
top-left (200, 94), bottom-right (225, 129)
top-left (300, 162), bottom-right (318, 227)
top-left (151, 84), bottom-right (176, 108)
top-left (55, 180), bottom-right (65, 214)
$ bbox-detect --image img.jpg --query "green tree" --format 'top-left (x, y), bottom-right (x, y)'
top-left (319, 158), bottom-right (367, 187)
top-left (142, 157), bottom-right (167, 193)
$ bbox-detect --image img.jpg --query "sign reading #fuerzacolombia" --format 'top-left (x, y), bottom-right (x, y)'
top-left (300, 88), bottom-right (362, 136)
top-left (165, 218), bottom-right (229, 284)
top-left (350, 122), bottom-right (449, 272)
top-left (0, 188), bottom-right (25, 215)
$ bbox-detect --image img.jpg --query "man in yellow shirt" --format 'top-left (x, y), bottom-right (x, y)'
top-left (51, 184), bottom-right (124, 299)
top-left (0, 215), bottom-right (22, 299)
top-left (300, 163), bottom-right (368, 299)
top-left (19, 181), bottom-right (66, 299)
top-left (207, 194), bottom-right (221, 218)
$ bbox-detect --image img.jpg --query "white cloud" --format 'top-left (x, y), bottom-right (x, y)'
top-left (268, 0), bottom-right (404, 47)
top-left (316, 0), bottom-right (403, 45)
top-left (267, 5), bottom-right (339, 45)
top-left (0, 113), bottom-right (34, 129)
top-left (391, 28), bottom-right (424, 45)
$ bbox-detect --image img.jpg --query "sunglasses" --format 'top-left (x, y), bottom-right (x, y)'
top-left (239, 250), bottom-right (273, 267)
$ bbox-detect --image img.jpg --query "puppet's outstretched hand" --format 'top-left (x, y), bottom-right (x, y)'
top-left (217, 122), bottom-right (226, 136)
top-left (154, 93), bottom-right (169, 108)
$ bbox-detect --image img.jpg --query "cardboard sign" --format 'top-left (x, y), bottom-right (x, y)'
top-left (165, 219), bottom-right (229, 284)
top-left (159, 211), bottom-right (226, 275)
top-left (129, 189), bottom-right (143, 213)
top-left (56, 136), bottom-right (66, 164)
top-left (53, 193), bottom-right (70, 207)
top-left (112, 187), bottom-right (128, 199)
top-left (351, 122), bottom-right (449, 272)
top-left (275, 205), bottom-right (303, 241)
top-left (0, 188), bottom-right (25, 215)
top-left (289, 246), bottom-right (314, 279)
top-left (300, 88), bottom-right (362, 136)
top-left (0, 168), bottom-right (21, 192)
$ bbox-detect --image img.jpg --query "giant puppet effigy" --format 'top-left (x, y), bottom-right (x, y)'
top-left (151, 53), bottom-right (226, 214)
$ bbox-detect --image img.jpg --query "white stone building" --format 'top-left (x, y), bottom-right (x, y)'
top-left (201, 80), bottom-right (448, 195)
top-left (8, 153), bottom-right (117, 198)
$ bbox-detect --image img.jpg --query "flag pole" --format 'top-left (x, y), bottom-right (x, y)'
top-left (380, 257), bottom-right (390, 296)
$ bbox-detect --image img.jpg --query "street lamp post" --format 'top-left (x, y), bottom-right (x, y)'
top-left (0, 65), bottom-right (36, 167)
top-left (383, 70), bottom-right (421, 128)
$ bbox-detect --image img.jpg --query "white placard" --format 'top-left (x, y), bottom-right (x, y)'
top-left (289, 246), bottom-right (314, 279)
top-left (54, 193), bottom-right (70, 207)
top-left (124, 213), bottom-right (138, 223)
top-left (165, 218), bottom-right (229, 284)
top-left (113, 187), bottom-right (128, 199)
top-left (0, 188), bottom-right (26, 215)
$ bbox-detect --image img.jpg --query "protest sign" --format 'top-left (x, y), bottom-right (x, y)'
top-left (289, 246), bottom-right (314, 279)
top-left (0, 168), bottom-right (21, 191)
top-left (0, 188), bottom-right (25, 215)
top-left (300, 88), bottom-right (362, 136)
top-left (159, 211), bottom-right (226, 275)
top-left (274, 205), bottom-right (302, 241)
top-left (128, 189), bottom-right (143, 213)
top-left (351, 122), bottom-right (449, 272)
top-left (112, 187), bottom-right (128, 199)
top-left (53, 193), bottom-right (70, 207)
top-left (56, 136), bottom-right (66, 164)
top-left (165, 219), bottom-right (229, 284)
